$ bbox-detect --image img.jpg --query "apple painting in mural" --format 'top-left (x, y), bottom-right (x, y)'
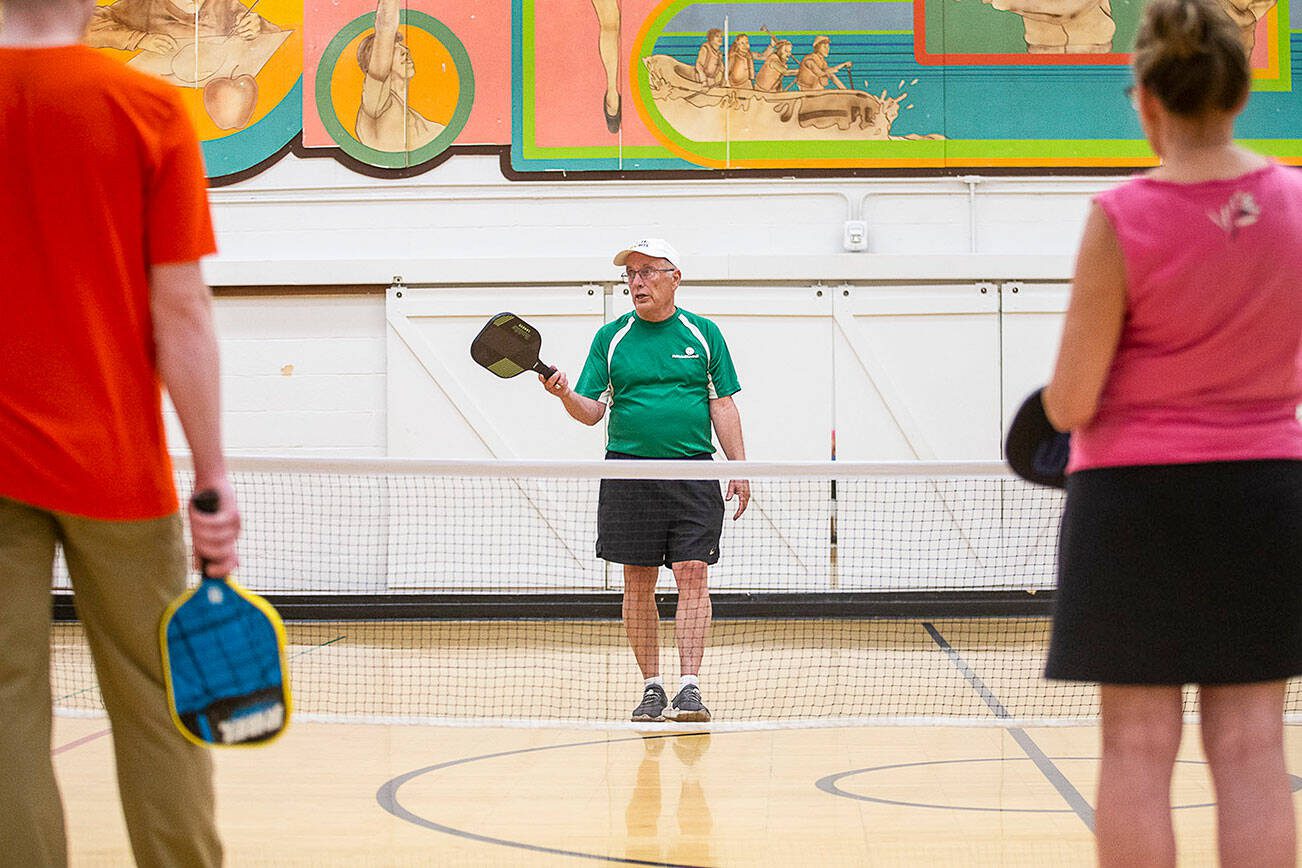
top-left (203, 72), bottom-right (258, 130)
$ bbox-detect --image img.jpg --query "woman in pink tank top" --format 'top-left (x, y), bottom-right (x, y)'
top-left (1042, 0), bottom-right (1302, 862)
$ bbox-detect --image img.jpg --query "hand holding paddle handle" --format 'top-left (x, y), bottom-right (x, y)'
top-left (533, 360), bottom-right (557, 379)
top-left (191, 489), bottom-right (224, 579)
top-left (163, 489), bottom-right (292, 747)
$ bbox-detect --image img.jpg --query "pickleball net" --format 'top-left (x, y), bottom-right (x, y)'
top-left (49, 457), bottom-right (1302, 726)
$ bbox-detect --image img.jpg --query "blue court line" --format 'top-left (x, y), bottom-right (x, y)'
top-left (922, 622), bottom-right (1096, 831)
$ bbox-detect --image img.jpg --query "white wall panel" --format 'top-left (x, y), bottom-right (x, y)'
top-left (1000, 283), bottom-right (1070, 432)
top-left (209, 154), bottom-right (1123, 265)
top-left (832, 284), bottom-right (1002, 461)
top-left (384, 286), bottom-right (609, 590)
top-left (974, 195), bottom-right (1093, 256)
top-left (164, 294), bottom-right (387, 456)
top-left (385, 286), bottom-right (607, 460)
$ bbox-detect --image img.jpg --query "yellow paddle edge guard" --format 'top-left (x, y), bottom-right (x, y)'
top-left (159, 577), bottom-right (294, 749)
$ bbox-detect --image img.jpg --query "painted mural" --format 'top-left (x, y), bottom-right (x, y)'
top-left (68, 0), bottom-right (1301, 181)
top-left (88, 0), bottom-right (303, 178)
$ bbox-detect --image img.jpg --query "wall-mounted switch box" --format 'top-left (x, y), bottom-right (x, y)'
top-left (843, 220), bottom-right (868, 252)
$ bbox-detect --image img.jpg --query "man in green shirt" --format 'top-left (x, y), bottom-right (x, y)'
top-left (540, 238), bottom-right (750, 722)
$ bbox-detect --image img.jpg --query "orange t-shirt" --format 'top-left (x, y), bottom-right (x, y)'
top-left (0, 44), bottom-right (216, 520)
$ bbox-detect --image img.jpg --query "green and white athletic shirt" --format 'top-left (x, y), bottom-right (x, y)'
top-left (573, 308), bottom-right (741, 457)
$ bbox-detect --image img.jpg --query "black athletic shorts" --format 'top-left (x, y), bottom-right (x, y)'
top-left (596, 451), bottom-right (725, 567)
top-left (1047, 459), bottom-right (1302, 685)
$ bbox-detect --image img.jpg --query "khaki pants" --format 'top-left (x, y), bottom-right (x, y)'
top-left (0, 497), bottom-right (221, 867)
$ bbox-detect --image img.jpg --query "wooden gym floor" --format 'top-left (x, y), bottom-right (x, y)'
top-left (48, 620), bottom-right (1302, 866)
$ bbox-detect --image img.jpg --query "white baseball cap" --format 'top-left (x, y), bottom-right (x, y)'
top-left (612, 238), bottom-right (681, 269)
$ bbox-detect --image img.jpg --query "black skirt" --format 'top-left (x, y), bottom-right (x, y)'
top-left (1046, 459), bottom-right (1302, 685)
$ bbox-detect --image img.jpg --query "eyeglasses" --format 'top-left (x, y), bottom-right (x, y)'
top-left (622, 267), bottom-right (676, 283)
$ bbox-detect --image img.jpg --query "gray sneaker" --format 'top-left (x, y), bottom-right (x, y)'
top-left (669, 684), bottom-right (711, 723)
top-left (631, 683), bottom-right (668, 722)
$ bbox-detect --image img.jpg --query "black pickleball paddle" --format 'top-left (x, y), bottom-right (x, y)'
top-left (1005, 387), bottom-right (1070, 490)
top-left (470, 312), bottom-right (558, 380)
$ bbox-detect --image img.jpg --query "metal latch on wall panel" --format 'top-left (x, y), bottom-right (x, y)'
top-left (580, 283), bottom-right (603, 297)
top-left (1003, 282), bottom-right (1024, 294)
top-left (976, 282), bottom-right (996, 295)
top-left (390, 276), bottom-right (406, 299)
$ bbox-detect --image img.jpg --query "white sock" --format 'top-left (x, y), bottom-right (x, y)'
top-left (680, 674), bottom-right (699, 689)
top-left (645, 676), bottom-right (664, 688)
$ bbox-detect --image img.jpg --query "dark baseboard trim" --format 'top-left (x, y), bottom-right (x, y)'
top-left (52, 590), bottom-right (1052, 622)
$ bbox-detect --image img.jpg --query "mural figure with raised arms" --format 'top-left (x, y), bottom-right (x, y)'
top-left (355, 0), bottom-right (445, 152)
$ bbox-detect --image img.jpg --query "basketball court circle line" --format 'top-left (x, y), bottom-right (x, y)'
top-left (817, 756), bottom-right (1302, 813)
top-left (924, 621), bottom-right (1098, 829)
top-left (376, 731), bottom-right (711, 867)
top-left (375, 724), bottom-right (1192, 865)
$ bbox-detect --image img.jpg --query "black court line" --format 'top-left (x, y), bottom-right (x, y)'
top-left (923, 621), bottom-right (1097, 831)
top-left (377, 732), bottom-right (711, 868)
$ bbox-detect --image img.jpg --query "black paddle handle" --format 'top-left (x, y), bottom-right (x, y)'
top-left (191, 489), bottom-right (224, 579)
top-left (533, 360), bottom-right (557, 379)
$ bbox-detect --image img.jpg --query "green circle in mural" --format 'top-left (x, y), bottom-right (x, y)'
top-left (316, 10), bottom-right (474, 169)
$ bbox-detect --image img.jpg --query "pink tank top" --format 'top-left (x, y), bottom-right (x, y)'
top-left (1069, 162), bottom-right (1302, 472)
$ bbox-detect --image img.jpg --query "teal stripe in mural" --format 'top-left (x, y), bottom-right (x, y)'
top-left (649, 32), bottom-right (1301, 142)
top-left (202, 77), bottom-right (302, 177)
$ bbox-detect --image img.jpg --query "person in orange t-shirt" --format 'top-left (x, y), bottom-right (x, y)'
top-left (0, 0), bottom-right (240, 864)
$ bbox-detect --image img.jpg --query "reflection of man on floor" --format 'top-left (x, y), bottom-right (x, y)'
top-left (356, 0), bottom-right (444, 153)
top-left (87, 0), bottom-right (274, 54)
top-left (980, 0), bottom-right (1116, 53)
top-left (625, 735), bottom-right (713, 866)
top-left (796, 36), bottom-right (851, 90)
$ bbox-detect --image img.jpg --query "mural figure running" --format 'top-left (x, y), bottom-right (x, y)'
top-left (355, 0), bottom-right (444, 153)
top-left (591, 0), bottom-right (621, 132)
